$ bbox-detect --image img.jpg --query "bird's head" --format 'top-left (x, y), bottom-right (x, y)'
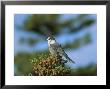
top-left (47, 36), bottom-right (56, 44)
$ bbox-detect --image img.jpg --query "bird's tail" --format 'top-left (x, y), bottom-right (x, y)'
top-left (68, 58), bottom-right (75, 64)
top-left (63, 54), bottom-right (75, 64)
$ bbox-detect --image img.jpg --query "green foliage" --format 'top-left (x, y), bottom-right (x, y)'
top-left (23, 14), bottom-right (61, 36)
top-left (31, 54), bottom-right (71, 76)
top-left (63, 33), bottom-right (91, 50)
top-left (70, 64), bottom-right (97, 76)
top-left (14, 52), bottom-right (49, 75)
top-left (83, 33), bottom-right (91, 45)
top-left (19, 37), bottom-right (39, 46)
top-left (21, 14), bottom-right (95, 36)
top-left (14, 58), bottom-right (33, 75)
top-left (14, 52), bottom-right (97, 76)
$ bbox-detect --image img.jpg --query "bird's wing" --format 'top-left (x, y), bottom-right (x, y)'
top-left (50, 43), bottom-right (75, 63)
top-left (50, 43), bottom-right (65, 55)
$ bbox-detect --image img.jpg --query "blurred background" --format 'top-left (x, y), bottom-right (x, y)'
top-left (14, 14), bottom-right (97, 76)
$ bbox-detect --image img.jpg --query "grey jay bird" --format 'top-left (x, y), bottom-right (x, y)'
top-left (47, 36), bottom-right (75, 64)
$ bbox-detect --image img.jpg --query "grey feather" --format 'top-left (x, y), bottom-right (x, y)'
top-left (49, 43), bottom-right (75, 64)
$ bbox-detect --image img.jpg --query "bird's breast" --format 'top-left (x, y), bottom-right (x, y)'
top-left (49, 46), bottom-right (56, 55)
